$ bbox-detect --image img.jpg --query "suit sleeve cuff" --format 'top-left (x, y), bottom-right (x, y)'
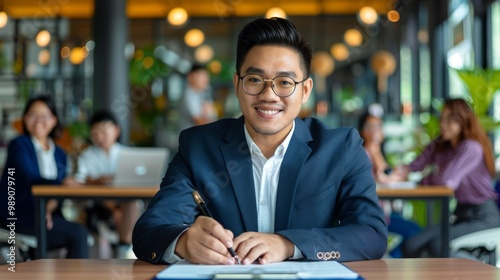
top-left (162, 228), bottom-right (189, 263)
top-left (290, 245), bottom-right (304, 260)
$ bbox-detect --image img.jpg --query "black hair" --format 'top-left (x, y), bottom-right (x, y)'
top-left (89, 110), bottom-right (119, 127)
top-left (236, 17), bottom-right (313, 78)
top-left (22, 94), bottom-right (62, 139)
top-left (189, 63), bottom-right (207, 74)
top-left (358, 111), bottom-right (372, 132)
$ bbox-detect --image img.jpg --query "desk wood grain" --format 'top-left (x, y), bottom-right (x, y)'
top-left (32, 184), bottom-right (454, 199)
top-left (32, 185), bottom-right (159, 198)
top-left (1, 258), bottom-right (498, 279)
top-left (376, 185), bottom-right (453, 198)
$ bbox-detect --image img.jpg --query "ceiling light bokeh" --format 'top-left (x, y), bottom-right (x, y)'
top-left (184, 28), bottom-right (205, 47)
top-left (387, 10), bottom-right (400, 22)
top-left (60, 46), bottom-right (70, 58)
top-left (358, 6), bottom-right (378, 25)
top-left (38, 49), bottom-right (51, 65)
top-left (330, 43), bottom-right (349, 61)
top-left (168, 7), bottom-right (188, 26)
top-left (265, 7), bottom-right (286, 19)
top-left (195, 45), bottom-right (214, 63)
top-left (344, 29), bottom-right (363, 47)
top-left (36, 30), bottom-right (51, 47)
top-left (0, 11), bottom-right (8, 28)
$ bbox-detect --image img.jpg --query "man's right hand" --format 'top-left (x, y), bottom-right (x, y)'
top-left (175, 216), bottom-right (236, 265)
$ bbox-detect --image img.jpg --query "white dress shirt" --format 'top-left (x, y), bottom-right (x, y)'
top-left (243, 122), bottom-right (294, 233)
top-left (31, 136), bottom-right (57, 180)
top-left (74, 143), bottom-right (122, 183)
top-left (163, 121), bottom-right (302, 263)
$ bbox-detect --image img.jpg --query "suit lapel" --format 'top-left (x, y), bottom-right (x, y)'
top-left (275, 119), bottom-right (312, 231)
top-left (220, 117), bottom-right (258, 232)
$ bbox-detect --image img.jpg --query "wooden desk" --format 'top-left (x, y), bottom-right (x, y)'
top-left (1, 258), bottom-right (498, 279)
top-left (32, 185), bottom-right (159, 259)
top-left (377, 185), bottom-right (453, 257)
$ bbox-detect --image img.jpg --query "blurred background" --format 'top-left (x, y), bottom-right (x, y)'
top-left (0, 0), bottom-right (499, 168)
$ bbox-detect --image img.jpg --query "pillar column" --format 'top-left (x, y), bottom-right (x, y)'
top-left (93, 0), bottom-right (130, 144)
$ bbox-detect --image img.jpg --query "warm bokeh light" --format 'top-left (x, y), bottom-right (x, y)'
top-left (195, 45), bottom-right (214, 63)
top-left (38, 49), bottom-right (51, 65)
top-left (0, 11), bottom-right (8, 28)
top-left (168, 7), bottom-right (188, 26)
top-left (418, 29), bottom-right (429, 44)
top-left (358, 6), bottom-right (378, 25)
top-left (265, 7), bottom-right (286, 19)
top-left (330, 43), bottom-right (349, 61)
top-left (69, 47), bottom-right (85, 65)
top-left (81, 46), bottom-right (89, 58)
top-left (142, 56), bottom-right (154, 69)
top-left (311, 51), bottom-right (334, 77)
top-left (60, 46), bottom-right (70, 58)
top-left (208, 60), bottom-right (222, 75)
top-left (344, 29), bottom-right (363, 47)
top-left (36, 30), bottom-right (51, 47)
top-left (184, 29), bottom-right (205, 47)
top-left (387, 10), bottom-right (400, 22)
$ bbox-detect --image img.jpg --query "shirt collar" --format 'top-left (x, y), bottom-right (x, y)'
top-left (30, 136), bottom-right (55, 153)
top-left (243, 120), bottom-right (295, 158)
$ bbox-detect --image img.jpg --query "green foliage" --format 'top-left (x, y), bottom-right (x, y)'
top-left (129, 47), bottom-right (170, 86)
top-left (454, 68), bottom-right (500, 131)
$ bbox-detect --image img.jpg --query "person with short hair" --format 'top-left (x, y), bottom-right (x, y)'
top-left (74, 110), bottom-right (142, 258)
top-left (133, 17), bottom-right (387, 265)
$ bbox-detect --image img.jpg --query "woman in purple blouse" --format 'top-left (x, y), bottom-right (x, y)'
top-left (401, 98), bottom-right (500, 257)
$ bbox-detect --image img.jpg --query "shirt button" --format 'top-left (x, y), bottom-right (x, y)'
top-left (151, 252), bottom-right (157, 259)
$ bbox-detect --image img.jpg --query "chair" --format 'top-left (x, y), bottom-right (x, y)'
top-left (0, 227), bottom-right (94, 261)
top-left (0, 228), bottom-right (37, 261)
top-left (450, 181), bottom-right (500, 267)
top-left (450, 227), bottom-right (500, 267)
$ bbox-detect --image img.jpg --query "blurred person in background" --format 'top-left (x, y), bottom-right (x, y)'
top-left (358, 104), bottom-right (421, 258)
top-left (400, 98), bottom-right (500, 257)
top-left (73, 111), bottom-right (142, 258)
top-left (178, 64), bottom-right (217, 131)
top-left (0, 95), bottom-right (89, 258)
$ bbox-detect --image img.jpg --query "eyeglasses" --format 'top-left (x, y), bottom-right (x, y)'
top-left (237, 73), bottom-right (308, 97)
top-left (25, 114), bottom-right (54, 122)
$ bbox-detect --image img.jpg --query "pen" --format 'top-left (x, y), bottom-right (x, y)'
top-left (192, 190), bottom-right (242, 265)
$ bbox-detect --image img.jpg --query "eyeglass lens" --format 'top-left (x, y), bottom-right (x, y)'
top-left (241, 74), bottom-right (296, 96)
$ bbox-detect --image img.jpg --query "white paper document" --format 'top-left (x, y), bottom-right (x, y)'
top-left (155, 260), bottom-right (359, 279)
top-left (377, 181), bottom-right (416, 189)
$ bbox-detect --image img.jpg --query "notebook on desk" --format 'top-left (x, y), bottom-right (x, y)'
top-left (154, 260), bottom-right (361, 280)
top-left (112, 147), bottom-right (169, 187)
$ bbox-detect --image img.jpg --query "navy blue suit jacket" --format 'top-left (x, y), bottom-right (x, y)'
top-left (133, 117), bottom-right (387, 263)
top-left (0, 135), bottom-right (67, 233)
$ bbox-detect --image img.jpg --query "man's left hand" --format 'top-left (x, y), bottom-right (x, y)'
top-left (233, 232), bottom-right (294, 264)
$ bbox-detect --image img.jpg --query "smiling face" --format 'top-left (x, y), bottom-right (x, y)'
top-left (23, 101), bottom-right (57, 141)
top-left (233, 45), bottom-right (312, 143)
top-left (90, 121), bottom-right (120, 152)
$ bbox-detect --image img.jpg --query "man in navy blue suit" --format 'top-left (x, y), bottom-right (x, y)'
top-left (133, 17), bottom-right (387, 265)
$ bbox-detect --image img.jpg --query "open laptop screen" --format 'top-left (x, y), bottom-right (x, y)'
top-left (112, 147), bottom-right (169, 187)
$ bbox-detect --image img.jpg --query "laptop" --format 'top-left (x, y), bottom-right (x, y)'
top-left (112, 147), bottom-right (170, 187)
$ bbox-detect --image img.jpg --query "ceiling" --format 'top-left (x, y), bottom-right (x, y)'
top-left (4, 0), bottom-right (397, 19)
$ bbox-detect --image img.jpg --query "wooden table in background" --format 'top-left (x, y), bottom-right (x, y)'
top-left (377, 185), bottom-right (454, 257)
top-left (1, 258), bottom-right (498, 279)
top-left (32, 185), bottom-right (160, 259)
top-left (32, 185), bottom-right (454, 259)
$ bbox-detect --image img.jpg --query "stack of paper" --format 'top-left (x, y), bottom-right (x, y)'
top-left (155, 260), bottom-right (360, 279)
